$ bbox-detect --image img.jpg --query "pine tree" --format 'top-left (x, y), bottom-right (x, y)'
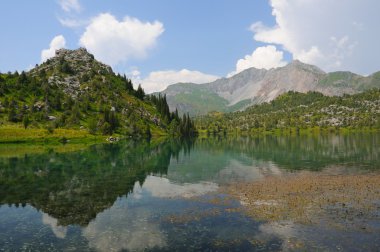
top-left (136, 84), bottom-right (145, 100)
top-left (7, 100), bottom-right (17, 122)
top-left (109, 111), bottom-right (119, 132)
top-left (145, 124), bottom-right (152, 138)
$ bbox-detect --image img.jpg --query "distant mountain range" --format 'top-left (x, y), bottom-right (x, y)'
top-left (159, 60), bottom-right (380, 115)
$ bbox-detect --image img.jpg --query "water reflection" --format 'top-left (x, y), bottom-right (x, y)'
top-left (83, 197), bottom-right (167, 252)
top-left (136, 176), bottom-right (219, 199)
top-left (0, 140), bottom-right (182, 226)
top-left (42, 213), bottom-right (67, 239)
top-left (0, 133), bottom-right (379, 251)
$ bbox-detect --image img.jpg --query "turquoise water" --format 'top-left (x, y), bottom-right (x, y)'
top-left (0, 134), bottom-right (379, 251)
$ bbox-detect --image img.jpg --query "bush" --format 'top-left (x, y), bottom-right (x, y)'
top-left (46, 124), bottom-right (55, 134)
top-left (101, 122), bottom-right (112, 135)
top-left (88, 118), bottom-right (98, 135)
top-left (23, 115), bottom-right (30, 129)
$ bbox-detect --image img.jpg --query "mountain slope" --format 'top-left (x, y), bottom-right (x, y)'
top-left (160, 61), bottom-right (380, 115)
top-left (0, 48), bottom-right (195, 138)
top-left (196, 89), bottom-right (380, 134)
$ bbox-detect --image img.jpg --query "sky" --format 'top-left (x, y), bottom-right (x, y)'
top-left (0, 0), bottom-right (379, 93)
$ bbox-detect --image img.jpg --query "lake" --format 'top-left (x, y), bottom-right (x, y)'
top-left (0, 133), bottom-right (379, 251)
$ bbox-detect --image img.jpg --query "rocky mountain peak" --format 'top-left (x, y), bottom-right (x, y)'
top-left (55, 47), bottom-right (94, 63)
top-left (28, 48), bottom-right (113, 98)
top-left (30, 48), bottom-right (113, 76)
top-left (285, 59), bottom-right (326, 75)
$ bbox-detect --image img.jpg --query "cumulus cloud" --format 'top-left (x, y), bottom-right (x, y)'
top-left (251, 0), bottom-right (380, 74)
top-left (58, 0), bottom-right (81, 13)
top-left (40, 35), bottom-right (66, 62)
top-left (229, 45), bottom-right (286, 76)
top-left (79, 13), bottom-right (164, 66)
top-left (131, 69), bottom-right (219, 93)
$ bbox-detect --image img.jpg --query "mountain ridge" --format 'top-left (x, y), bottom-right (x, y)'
top-left (159, 60), bottom-right (380, 115)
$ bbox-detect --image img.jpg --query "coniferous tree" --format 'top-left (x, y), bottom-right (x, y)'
top-left (136, 84), bottom-right (145, 100)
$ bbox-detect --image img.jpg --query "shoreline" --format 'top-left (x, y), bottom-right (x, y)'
top-left (197, 126), bottom-right (380, 137)
top-left (0, 126), bottom-right (168, 144)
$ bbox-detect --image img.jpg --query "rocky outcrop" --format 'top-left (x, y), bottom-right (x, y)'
top-left (29, 48), bottom-right (113, 98)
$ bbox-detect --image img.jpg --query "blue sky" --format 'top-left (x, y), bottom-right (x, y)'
top-left (0, 1), bottom-right (276, 74)
top-left (1, 1), bottom-right (379, 92)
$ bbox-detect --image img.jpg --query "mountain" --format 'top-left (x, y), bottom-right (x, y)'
top-left (0, 48), bottom-right (195, 138)
top-left (160, 60), bottom-right (380, 115)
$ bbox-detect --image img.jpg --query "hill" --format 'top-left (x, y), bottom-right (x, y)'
top-left (196, 89), bottom-right (380, 135)
top-left (160, 60), bottom-right (380, 116)
top-left (0, 48), bottom-right (195, 141)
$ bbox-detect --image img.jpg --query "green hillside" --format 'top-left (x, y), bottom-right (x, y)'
top-left (196, 89), bottom-right (380, 135)
top-left (170, 84), bottom-right (228, 115)
top-left (163, 83), bottom-right (250, 116)
top-left (0, 48), bottom-right (196, 142)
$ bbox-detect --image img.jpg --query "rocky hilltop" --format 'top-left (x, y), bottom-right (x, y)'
top-left (29, 48), bottom-right (113, 98)
top-left (160, 60), bottom-right (380, 115)
top-left (0, 48), bottom-right (196, 138)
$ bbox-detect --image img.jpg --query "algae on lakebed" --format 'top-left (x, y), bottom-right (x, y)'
top-left (224, 171), bottom-right (380, 229)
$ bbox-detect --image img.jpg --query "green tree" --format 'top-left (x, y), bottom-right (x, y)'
top-left (101, 122), bottom-right (112, 135)
top-left (136, 84), bottom-right (145, 100)
top-left (7, 100), bottom-right (17, 122)
top-left (145, 124), bottom-right (152, 138)
top-left (88, 118), bottom-right (98, 135)
top-left (22, 114), bottom-right (30, 129)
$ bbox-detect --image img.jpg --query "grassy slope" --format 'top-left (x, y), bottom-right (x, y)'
top-left (172, 87), bottom-right (229, 115)
top-left (0, 125), bottom-right (103, 143)
top-left (166, 83), bottom-right (251, 116)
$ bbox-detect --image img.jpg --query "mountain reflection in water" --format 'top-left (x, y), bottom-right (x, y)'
top-left (0, 134), bottom-right (379, 251)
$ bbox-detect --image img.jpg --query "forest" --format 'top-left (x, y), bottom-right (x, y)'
top-left (196, 89), bottom-right (380, 135)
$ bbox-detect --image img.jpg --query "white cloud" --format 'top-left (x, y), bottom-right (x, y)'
top-left (131, 69), bottom-right (219, 93)
top-left (58, 0), bottom-right (81, 13)
top-left (251, 0), bottom-right (380, 74)
top-left (79, 13), bottom-right (164, 66)
top-left (42, 213), bottom-right (67, 239)
top-left (83, 198), bottom-right (167, 252)
top-left (229, 45), bottom-right (287, 76)
top-left (128, 69), bottom-right (141, 78)
top-left (40, 35), bottom-right (66, 63)
top-left (58, 17), bottom-right (88, 28)
top-left (134, 176), bottom-right (218, 198)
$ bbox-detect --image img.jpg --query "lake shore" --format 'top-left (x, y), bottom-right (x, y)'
top-left (0, 126), bottom-right (103, 144)
top-left (0, 125), bottom-right (169, 144)
top-left (197, 126), bottom-right (380, 138)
